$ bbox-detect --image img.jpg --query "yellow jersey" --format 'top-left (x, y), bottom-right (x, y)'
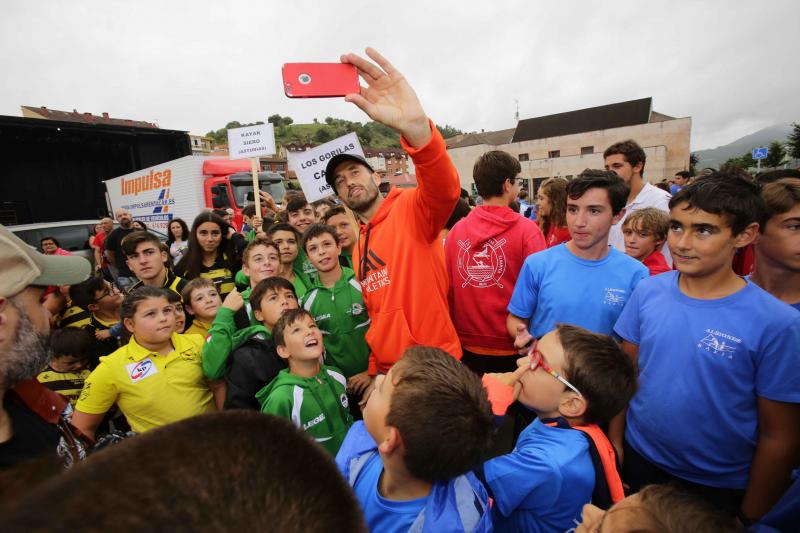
top-left (76, 333), bottom-right (214, 433)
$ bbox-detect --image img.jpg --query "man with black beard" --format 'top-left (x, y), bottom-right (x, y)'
top-left (0, 225), bottom-right (91, 468)
top-left (323, 49), bottom-right (461, 400)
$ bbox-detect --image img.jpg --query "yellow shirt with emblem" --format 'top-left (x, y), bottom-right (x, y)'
top-left (184, 319), bottom-right (211, 338)
top-left (76, 332), bottom-right (214, 433)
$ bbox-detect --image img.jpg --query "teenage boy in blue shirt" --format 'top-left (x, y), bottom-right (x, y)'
top-left (507, 170), bottom-right (648, 340)
top-left (611, 171), bottom-right (800, 524)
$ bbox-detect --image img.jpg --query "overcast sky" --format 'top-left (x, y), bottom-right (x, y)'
top-left (2, 0), bottom-right (797, 151)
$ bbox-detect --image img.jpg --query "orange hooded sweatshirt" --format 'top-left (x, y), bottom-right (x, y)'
top-left (354, 122), bottom-right (461, 374)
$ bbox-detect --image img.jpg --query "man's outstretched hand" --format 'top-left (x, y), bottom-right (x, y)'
top-left (340, 47), bottom-right (431, 148)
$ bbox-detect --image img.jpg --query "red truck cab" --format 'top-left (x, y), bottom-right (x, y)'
top-left (202, 159), bottom-right (286, 230)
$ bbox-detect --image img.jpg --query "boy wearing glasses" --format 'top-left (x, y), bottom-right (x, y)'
top-left (612, 172), bottom-right (800, 524)
top-left (479, 324), bottom-right (637, 532)
top-left (67, 274), bottom-right (124, 369)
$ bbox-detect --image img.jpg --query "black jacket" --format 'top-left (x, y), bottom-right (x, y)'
top-left (224, 334), bottom-right (286, 411)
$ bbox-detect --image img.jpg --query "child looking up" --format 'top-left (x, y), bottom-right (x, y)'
top-left (301, 224), bottom-right (371, 406)
top-left (336, 346), bottom-right (494, 532)
top-left (621, 207), bottom-right (671, 275)
top-left (256, 308), bottom-right (352, 455)
top-left (480, 324), bottom-right (637, 532)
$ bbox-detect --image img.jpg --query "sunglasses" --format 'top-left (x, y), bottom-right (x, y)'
top-left (528, 339), bottom-right (582, 397)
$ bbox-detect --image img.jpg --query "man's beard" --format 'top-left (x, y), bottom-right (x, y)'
top-left (345, 183), bottom-right (380, 214)
top-left (120, 220), bottom-right (132, 229)
top-left (0, 299), bottom-right (51, 389)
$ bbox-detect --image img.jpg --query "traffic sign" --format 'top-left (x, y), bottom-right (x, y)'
top-left (753, 147), bottom-right (768, 160)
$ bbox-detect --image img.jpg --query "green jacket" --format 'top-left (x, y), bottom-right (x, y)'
top-left (293, 249), bottom-right (318, 289)
top-left (301, 267), bottom-right (370, 378)
top-left (256, 365), bottom-right (353, 455)
top-left (202, 306), bottom-right (270, 380)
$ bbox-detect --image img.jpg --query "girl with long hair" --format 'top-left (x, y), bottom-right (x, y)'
top-left (175, 212), bottom-right (240, 297)
top-left (536, 178), bottom-right (571, 247)
top-left (167, 218), bottom-right (190, 264)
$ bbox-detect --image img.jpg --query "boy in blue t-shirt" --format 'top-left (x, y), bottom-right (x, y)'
top-left (611, 171), bottom-right (800, 524)
top-left (750, 177), bottom-right (800, 312)
top-left (479, 324), bottom-right (637, 532)
top-left (507, 169), bottom-right (648, 339)
top-left (336, 346), bottom-right (494, 532)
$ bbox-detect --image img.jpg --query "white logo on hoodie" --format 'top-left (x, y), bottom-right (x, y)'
top-left (456, 238), bottom-right (507, 288)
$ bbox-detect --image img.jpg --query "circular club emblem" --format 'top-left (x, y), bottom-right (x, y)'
top-left (351, 303), bottom-right (364, 316)
top-left (457, 238), bottom-right (507, 289)
top-left (340, 393), bottom-right (349, 408)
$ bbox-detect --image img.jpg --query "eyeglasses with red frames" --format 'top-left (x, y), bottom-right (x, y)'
top-left (528, 339), bottom-right (582, 397)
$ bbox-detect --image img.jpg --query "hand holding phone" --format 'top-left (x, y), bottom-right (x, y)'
top-left (282, 63), bottom-right (359, 98)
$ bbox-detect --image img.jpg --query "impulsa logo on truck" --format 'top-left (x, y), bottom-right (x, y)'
top-left (121, 169), bottom-right (173, 196)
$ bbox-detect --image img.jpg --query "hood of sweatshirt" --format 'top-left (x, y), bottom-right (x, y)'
top-left (255, 366), bottom-right (324, 405)
top-left (455, 205), bottom-right (525, 242)
top-left (231, 324), bottom-right (271, 351)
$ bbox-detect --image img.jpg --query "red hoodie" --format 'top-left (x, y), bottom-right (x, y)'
top-left (445, 205), bottom-right (546, 352)
top-left (353, 122), bottom-right (461, 375)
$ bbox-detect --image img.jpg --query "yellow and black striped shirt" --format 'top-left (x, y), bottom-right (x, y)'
top-left (130, 270), bottom-right (189, 300)
top-left (36, 367), bottom-right (91, 406)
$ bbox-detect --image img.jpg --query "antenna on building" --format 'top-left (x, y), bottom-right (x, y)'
top-left (515, 100), bottom-right (519, 122)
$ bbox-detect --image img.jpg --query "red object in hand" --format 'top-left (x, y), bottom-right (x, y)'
top-left (282, 63), bottom-right (360, 98)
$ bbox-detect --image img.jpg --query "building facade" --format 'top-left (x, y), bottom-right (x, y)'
top-left (447, 98), bottom-right (691, 196)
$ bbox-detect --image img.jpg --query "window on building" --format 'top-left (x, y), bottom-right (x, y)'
top-left (276, 163), bottom-right (285, 171)
top-left (518, 153), bottom-right (529, 161)
top-left (548, 150), bottom-right (560, 159)
top-left (193, 139), bottom-right (199, 146)
top-left (580, 146), bottom-right (593, 155)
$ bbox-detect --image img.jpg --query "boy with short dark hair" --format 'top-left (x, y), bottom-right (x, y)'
top-left (336, 346), bottom-right (494, 532)
top-left (301, 224), bottom-right (371, 403)
top-left (480, 324), bottom-right (637, 531)
top-left (201, 238), bottom-right (283, 381)
top-left (507, 170), bottom-right (648, 340)
top-left (621, 207), bottom-right (671, 275)
top-left (445, 150), bottom-right (546, 375)
top-left (750, 177), bottom-right (800, 311)
top-left (612, 171), bottom-right (800, 523)
top-left (323, 205), bottom-right (358, 269)
top-left (37, 328), bottom-right (93, 406)
top-left (267, 223), bottom-right (314, 298)
top-left (182, 278), bottom-right (222, 338)
top-left (211, 277), bottom-right (299, 410)
top-left (122, 231), bottom-right (187, 298)
top-left (256, 308), bottom-right (353, 455)
top-left (67, 274), bottom-right (124, 368)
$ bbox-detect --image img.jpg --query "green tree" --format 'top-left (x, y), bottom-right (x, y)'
top-left (763, 141), bottom-right (786, 168)
top-left (324, 117), bottom-right (334, 125)
top-left (436, 124), bottom-right (464, 139)
top-left (314, 128), bottom-right (332, 143)
top-left (787, 122), bottom-right (800, 160)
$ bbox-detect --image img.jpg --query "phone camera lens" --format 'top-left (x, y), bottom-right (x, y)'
top-left (298, 73), bottom-right (311, 85)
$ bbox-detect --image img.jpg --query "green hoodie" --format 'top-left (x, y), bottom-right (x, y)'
top-left (202, 306), bottom-right (269, 380)
top-left (301, 267), bottom-right (370, 378)
top-left (256, 365), bottom-right (353, 455)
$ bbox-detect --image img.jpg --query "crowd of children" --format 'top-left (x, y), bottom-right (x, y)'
top-left (7, 50), bottom-right (799, 532)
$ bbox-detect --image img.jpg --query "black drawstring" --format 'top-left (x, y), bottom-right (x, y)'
top-left (359, 223), bottom-right (373, 280)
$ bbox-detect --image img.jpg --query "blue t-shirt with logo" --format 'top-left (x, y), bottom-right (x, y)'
top-left (352, 451), bottom-right (427, 532)
top-left (614, 272), bottom-right (800, 489)
top-left (484, 418), bottom-right (594, 532)
top-left (508, 244), bottom-right (648, 338)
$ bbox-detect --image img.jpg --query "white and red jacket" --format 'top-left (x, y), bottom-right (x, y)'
top-left (445, 205), bottom-right (546, 352)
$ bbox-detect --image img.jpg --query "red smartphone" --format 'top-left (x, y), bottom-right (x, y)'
top-left (282, 63), bottom-right (360, 98)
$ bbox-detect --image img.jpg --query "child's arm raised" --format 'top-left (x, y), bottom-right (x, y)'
top-left (201, 289), bottom-right (244, 380)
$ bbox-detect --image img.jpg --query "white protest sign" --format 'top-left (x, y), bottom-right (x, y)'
top-left (227, 123), bottom-right (276, 159)
top-left (288, 132), bottom-right (364, 203)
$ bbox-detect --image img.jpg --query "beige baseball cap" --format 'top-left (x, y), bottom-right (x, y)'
top-left (0, 224), bottom-right (92, 297)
